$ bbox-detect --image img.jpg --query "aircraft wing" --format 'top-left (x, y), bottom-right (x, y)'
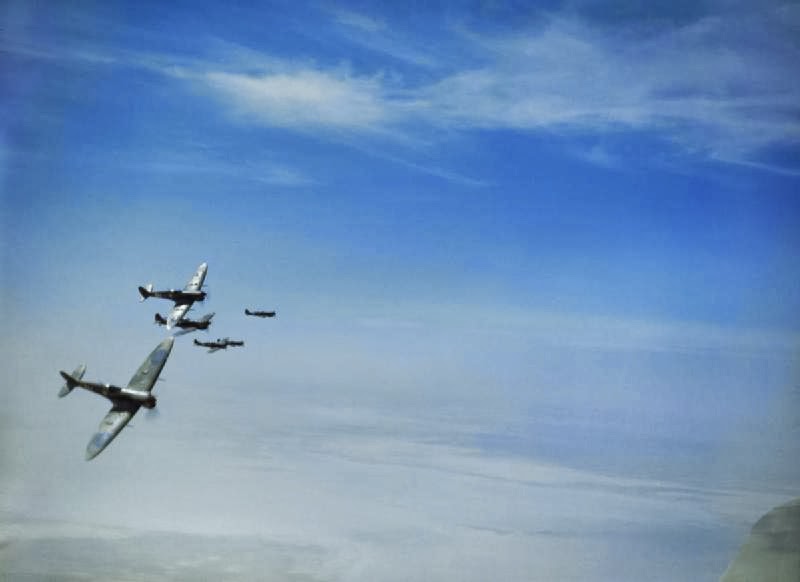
top-left (85, 399), bottom-right (140, 460)
top-left (166, 303), bottom-right (191, 329)
top-left (720, 497), bottom-right (799, 581)
top-left (126, 337), bottom-right (174, 392)
top-left (207, 346), bottom-right (223, 353)
top-left (184, 262), bottom-right (207, 292)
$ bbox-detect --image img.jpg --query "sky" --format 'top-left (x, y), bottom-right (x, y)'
top-left (1, 1), bottom-right (799, 580)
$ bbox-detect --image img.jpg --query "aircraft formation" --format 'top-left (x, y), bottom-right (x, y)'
top-left (58, 262), bottom-right (275, 460)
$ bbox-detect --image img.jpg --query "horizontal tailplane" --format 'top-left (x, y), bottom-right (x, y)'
top-left (138, 284), bottom-right (154, 302)
top-left (58, 364), bottom-right (86, 397)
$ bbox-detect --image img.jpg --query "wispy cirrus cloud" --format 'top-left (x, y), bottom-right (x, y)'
top-left (417, 12), bottom-right (800, 166)
top-left (200, 69), bottom-right (392, 131)
top-left (178, 7), bottom-right (799, 171)
top-left (3, 3), bottom-right (799, 172)
top-left (326, 7), bottom-right (442, 68)
top-left (330, 8), bottom-right (386, 33)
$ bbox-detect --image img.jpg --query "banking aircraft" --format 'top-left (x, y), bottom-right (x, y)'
top-left (155, 311), bottom-right (214, 332)
top-left (138, 262), bottom-right (208, 329)
top-left (58, 337), bottom-right (174, 460)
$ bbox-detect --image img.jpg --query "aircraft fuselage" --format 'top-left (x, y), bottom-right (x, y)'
top-left (155, 313), bottom-right (212, 329)
top-left (147, 289), bottom-right (206, 303)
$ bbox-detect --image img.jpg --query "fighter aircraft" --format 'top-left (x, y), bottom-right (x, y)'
top-left (58, 337), bottom-right (174, 460)
top-left (193, 337), bottom-right (244, 353)
top-left (138, 262), bottom-right (208, 329)
top-left (155, 311), bottom-right (214, 331)
top-left (245, 308), bottom-right (276, 318)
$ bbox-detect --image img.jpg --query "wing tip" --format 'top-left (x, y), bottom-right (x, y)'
top-left (85, 432), bottom-right (110, 460)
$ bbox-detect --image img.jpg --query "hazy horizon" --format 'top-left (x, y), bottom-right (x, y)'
top-left (2, 1), bottom-right (799, 580)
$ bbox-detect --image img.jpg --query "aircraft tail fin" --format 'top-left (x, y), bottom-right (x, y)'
top-left (245, 309), bottom-right (251, 315)
top-left (59, 364), bottom-right (86, 397)
top-left (138, 284), bottom-right (154, 302)
top-left (154, 313), bottom-right (167, 325)
top-left (201, 312), bottom-right (215, 323)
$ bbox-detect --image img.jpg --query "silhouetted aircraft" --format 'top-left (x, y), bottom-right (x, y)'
top-left (138, 262), bottom-right (207, 329)
top-left (58, 337), bottom-right (174, 460)
top-left (245, 308), bottom-right (276, 318)
top-left (155, 311), bottom-right (214, 331)
top-left (193, 337), bottom-right (244, 353)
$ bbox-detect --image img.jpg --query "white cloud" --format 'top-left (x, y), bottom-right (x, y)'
top-left (575, 144), bottom-right (621, 168)
top-left (118, 153), bottom-right (316, 186)
top-left (418, 13), bottom-right (800, 166)
top-left (326, 7), bottom-right (441, 68)
top-left (1, 433), bottom-right (785, 581)
top-left (5, 5), bottom-right (797, 170)
top-left (178, 9), bottom-right (799, 170)
top-left (201, 69), bottom-right (390, 131)
top-left (256, 163), bottom-right (315, 186)
top-left (1, 280), bottom-right (795, 580)
top-left (331, 8), bottom-right (386, 33)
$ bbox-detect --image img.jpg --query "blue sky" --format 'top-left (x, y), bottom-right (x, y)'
top-left (2, 1), bottom-right (799, 580)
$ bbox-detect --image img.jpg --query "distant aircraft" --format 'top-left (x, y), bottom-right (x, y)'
top-left (193, 337), bottom-right (244, 353)
top-left (245, 308), bottom-right (276, 318)
top-left (138, 262), bottom-right (208, 329)
top-left (155, 311), bottom-right (214, 331)
top-left (58, 337), bottom-right (174, 460)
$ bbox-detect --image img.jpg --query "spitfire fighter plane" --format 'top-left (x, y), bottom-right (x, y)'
top-left (245, 308), bottom-right (276, 318)
top-left (155, 311), bottom-right (214, 332)
top-left (138, 262), bottom-right (208, 329)
top-left (58, 337), bottom-right (174, 460)
top-left (193, 337), bottom-right (244, 353)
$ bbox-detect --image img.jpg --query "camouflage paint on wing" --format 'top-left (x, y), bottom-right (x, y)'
top-left (184, 262), bottom-right (207, 291)
top-left (720, 497), bottom-right (800, 582)
top-left (126, 336), bottom-right (174, 392)
top-left (85, 400), bottom-right (139, 460)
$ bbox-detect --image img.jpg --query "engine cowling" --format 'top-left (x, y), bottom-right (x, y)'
top-left (118, 388), bottom-right (157, 409)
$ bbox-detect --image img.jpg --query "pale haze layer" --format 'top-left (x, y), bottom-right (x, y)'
top-left (1, 1), bottom-right (799, 580)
